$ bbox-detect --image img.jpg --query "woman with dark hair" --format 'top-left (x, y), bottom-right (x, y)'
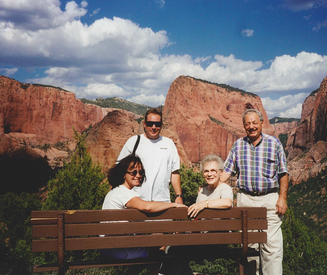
top-left (101, 154), bottom-right (187, 274)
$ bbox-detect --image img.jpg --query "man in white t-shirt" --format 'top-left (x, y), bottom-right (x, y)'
top-left (117, 108), bottom-right (183, 204)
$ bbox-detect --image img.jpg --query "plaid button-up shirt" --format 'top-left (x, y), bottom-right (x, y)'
top-left (224, 133), bottom-right (288, 192)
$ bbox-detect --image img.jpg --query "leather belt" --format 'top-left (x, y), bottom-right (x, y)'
top-left (240, 187), bottom-right (278, 196)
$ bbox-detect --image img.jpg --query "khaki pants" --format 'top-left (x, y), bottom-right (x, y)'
top-left (237, 192), bottom-right (283, 275)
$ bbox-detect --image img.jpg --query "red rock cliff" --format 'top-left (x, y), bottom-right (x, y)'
top-left (85, 109), bottom-right (142, 170)
top-left (0, 75), bottom-right (109, 155)
top-left (287, 77), bottom-right (327, 160)
top-left (271, 121), bottom-right (299, 137)
top-left (161, 76), bottom-right (274, 164)
top-left (286, 76), bottom-right (327, 184)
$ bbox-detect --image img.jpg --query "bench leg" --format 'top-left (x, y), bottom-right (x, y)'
top-left (239, 259), bottom-right (245, 275)
top-left (58, 213), bottom-right (65, 275)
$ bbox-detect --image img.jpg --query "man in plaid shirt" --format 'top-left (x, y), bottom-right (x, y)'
top-left (221, 109), bottom-right (289, 275)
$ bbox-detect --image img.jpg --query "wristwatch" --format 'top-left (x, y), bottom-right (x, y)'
top-left (176, 194), bottom-right (183, 198)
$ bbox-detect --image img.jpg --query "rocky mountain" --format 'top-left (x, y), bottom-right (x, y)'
top-left (85, 109), bottom-right (142, 170)
top-left (161, 76), bottom-right (273, 164)
top-left (0, 75), bottom-right (111, 155)
top-left (0, 75), bottom-right (115, 193)
top-left (55, 75), bottom-right (274, 172)
top-left (80, 97), bottom-right (152, 116)
top-left (1, 74), bottom-right (326, 192)
top-left (286, 77), bottom-right (327, 184)
top-left (269, 117), bottom-right (300, 137)
top-left (271, 121), bottom-right (300, 138)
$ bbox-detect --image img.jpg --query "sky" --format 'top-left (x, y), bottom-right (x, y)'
top-left (0, 0), bottom-right (327, 118)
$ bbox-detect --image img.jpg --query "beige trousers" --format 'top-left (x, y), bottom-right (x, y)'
top-left (237, 192), bottom-right (283, 275)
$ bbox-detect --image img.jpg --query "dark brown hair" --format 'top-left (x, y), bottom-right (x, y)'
top-left (108, 154), bottom-right (146, 188)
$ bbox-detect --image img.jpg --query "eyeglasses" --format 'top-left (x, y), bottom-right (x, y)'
top-left (203, 169), bottom-right (219, 176)
top-left (126, 170), bottom-right (145, 177)
top-left (145, 121), bottom-right (162, 127)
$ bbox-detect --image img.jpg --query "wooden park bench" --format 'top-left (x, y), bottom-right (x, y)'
top-left (31, 207), bottom-right (267, 275)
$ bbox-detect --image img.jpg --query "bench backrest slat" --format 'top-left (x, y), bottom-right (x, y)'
top-left (32, 230), bottom-right (267, 253)
top-left (65, 232), bottom-right (243, 250)
top-left (33, 218), bottom-right (267, 238)
top-left (31, 207), bottom-right (267, 223)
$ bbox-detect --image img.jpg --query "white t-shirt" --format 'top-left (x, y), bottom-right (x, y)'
top-left (117, 134), bottom-right (180, 202)
top-left (102, 185), bottom-right (139, 210)
top-left (101, 185), bottom-right (148, 260)
top-left (196, 183), bottom-right (233, 204)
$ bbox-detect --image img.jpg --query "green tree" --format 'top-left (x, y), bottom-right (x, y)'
top-left (282, 208), bottom-right (327, 275)
top-left (42, 131), bottom-right (108, 211)
top-left (0, 192), bottom-right (42, 274)
top-left (171, 164), bottom-right (206, 205)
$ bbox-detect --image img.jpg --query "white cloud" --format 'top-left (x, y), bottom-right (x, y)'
top-left (0, 0), bottom-right (87, 30)
top-left (284, 0), bottom-right (327, 11)
top-left (128, 93), bottom-right (166, 107)
top-left (72, 83), bottom-right (128, 99)
top-left (262, 93), bottom-right (309, 118)
top-left (313, 19), bottom-right (327, 31)
top-left (0, 67), bottom-right (18, 76)
top-left (155, 0), bottom-right (165, 8)
top-left (279, 103), bottom-right (303, 118)
top-left (90, 8), bottom-right (100, 17)
top-left (241, 29), bottom-right (254, 37)
top-left (245, 52), bottom-right (327, 94)
top-left (0, 1), bottom-right (326, 118)
top-left (194, 56), bottom-right (211, 64)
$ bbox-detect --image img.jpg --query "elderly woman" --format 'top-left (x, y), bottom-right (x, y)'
top-left (101, 154), bottom-right (186, 275)
top-left (188, 155), bottom-right (233, 218)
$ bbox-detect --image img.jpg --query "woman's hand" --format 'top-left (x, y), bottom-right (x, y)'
top-left (188, 201), bottom-right (206, 218)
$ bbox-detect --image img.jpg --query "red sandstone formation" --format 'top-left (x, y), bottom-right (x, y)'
top-left (288, 141), bottom-right (327, 184)
top-left (2, 74), bottom-right (326, 186)
top-left (85, 109), bottom-right (142, 170)
top-left (161, 76), bottom-right (274, 164)
top-left (270, 121), bottom-right (299, 137)
top-left (287, 77), bottom-right (327, 159)
top-left (288, 77), bottom-right (327, 159)
top-left (286, 76), bottom-right (327, 184)
top-left (0, 75), bottom-right (110, 155)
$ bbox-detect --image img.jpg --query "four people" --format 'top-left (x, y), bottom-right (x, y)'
top-left (221, 109), bottom-right (289, 275)
top-left (103, 108), bottom-right (289, 275)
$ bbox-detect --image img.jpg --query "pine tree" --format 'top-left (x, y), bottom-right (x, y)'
top-left (42, 130), bottom-right (108, 211)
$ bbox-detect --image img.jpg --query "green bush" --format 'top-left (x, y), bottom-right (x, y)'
top-left (171, 164), bottom-right (206, 205)
top-left (42, 131), bottom-right (108, 211)
top-left (282, 208), bottom-right (327, 275)
top-left (0, 192), bottom-right (42, 274)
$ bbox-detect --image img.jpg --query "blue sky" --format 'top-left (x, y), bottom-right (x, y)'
top-left (0, 0), bottom-right (327, 118)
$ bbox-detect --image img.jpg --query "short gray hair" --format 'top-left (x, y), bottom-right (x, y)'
top-left (200, 155), bottom-right (224, 171)
top-left (242, 109), bottom-right (263, 124)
